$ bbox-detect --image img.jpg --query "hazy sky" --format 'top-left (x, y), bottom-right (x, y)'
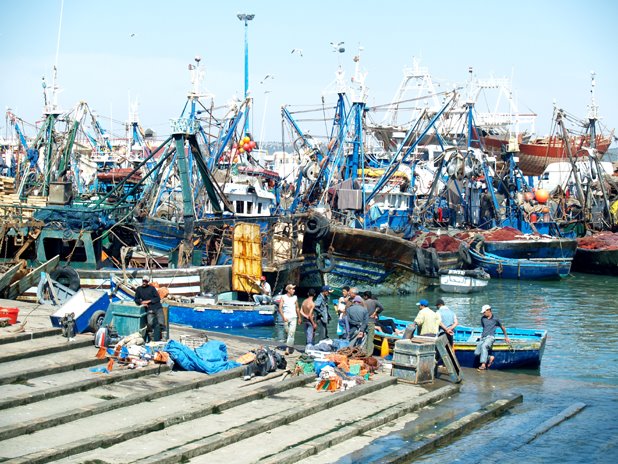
top-left (1, 0), bottom-right (616, 146)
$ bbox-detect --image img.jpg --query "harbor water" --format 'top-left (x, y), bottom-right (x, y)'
top-left (214, 272), bottom-right (618, 463)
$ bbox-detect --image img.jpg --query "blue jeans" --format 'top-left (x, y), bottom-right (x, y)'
top-left (474, 335), bottom-right (495, 364)
top-left (303, 320), bottom-right (315, 345)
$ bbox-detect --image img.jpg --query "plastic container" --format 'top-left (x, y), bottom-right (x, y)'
top-left (0, 307), bottom-right (19, 325)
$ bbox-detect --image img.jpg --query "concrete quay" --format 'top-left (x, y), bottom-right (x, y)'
top-left (0, 299), bottom-right (520, 463)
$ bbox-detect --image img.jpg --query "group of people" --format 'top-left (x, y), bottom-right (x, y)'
top-left (407, 298), bottom-right (509, 371)
top-left (272, 282), bottom-right (387, 356)
top-left (258, 276), bottom-right (509, 369)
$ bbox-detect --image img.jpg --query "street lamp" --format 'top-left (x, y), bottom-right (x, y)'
top-left (237, 13), bottom-right (255, 134)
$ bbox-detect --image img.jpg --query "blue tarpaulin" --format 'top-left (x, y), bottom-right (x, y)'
top-left (164, 339), bottom-right (240, 374)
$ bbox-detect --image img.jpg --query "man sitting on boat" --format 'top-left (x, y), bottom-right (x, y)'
top-left (475, 304), bottom-right (510, 371)
top-left (253, 276), bottom-right (272, 304)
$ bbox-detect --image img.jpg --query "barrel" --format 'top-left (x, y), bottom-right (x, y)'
top-left (391, 338), bottom-right (436, 384)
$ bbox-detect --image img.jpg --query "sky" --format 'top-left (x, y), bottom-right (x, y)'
top-left (1, 0), bottom-right (617, 147)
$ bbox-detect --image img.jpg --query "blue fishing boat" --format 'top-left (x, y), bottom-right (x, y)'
top-left (166, 297), bottom-right (276, 330)
top-left (113, 283), bottom-right (275, 331)
top-left (468, 247), bottom-right (571, 279)
top-left (374, 316), bottom-right (547, 369)
top-left (483, 236), bottom-right (578, 260)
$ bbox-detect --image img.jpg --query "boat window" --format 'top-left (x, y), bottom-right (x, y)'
top-left (257, 203), bottom-right (262, 214)
top-left (246, 201), bottom-right (253, 214)
top-left (235, 201), bottom-right (245, 214)
top-left (42, 238), bottom-right (88, 262)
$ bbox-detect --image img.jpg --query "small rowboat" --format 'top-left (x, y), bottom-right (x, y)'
top-left (374, 316), bottom-right (547, 369)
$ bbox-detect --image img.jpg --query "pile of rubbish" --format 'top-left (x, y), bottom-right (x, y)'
top-left (295, 346), bottom-right (380, 392)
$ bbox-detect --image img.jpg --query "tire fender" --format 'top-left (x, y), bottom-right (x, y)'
top-left (316, 252), bottom-right (336, 273)
top-left (50, 266), bottom-right (81, 291)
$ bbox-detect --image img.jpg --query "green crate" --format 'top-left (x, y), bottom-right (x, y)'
top-left (103, 302), bottom-right (148, 337)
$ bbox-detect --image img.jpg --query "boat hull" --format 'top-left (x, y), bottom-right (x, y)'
top-left (470, 249), bottom-right (571, 279)
top-left (572, 248), bottom-right (618, 276)
top-left (482, 133), bottom-right (613, 176)
top-left (439, 274), bottom-right (488, 293)
top-left (484, 238), bottom-right (577, 260)
top-left (168, 302), bottom-right (275, 330)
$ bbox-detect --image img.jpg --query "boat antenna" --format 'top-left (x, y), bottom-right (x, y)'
top-left (587, 71), bottom-right (598, 146)
top-left (55, 0), bottom-right (64, 70)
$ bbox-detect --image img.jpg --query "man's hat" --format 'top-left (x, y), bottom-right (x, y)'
top-left (481, 304), bottom-right (492, 313)
top-left (416, 299), bottom-right (429, 307)
top-left (321, 285), bottom-right (333, 293)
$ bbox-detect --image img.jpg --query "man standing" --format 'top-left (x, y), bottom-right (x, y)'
top-left (436, 298), bottom-right (458, 347)
top-left (347, 295), bottom-right (369, 348)
top-left (134, 276), bottom-right (164, 341)
top-left (362, 291), bottom-right (384, 355)
top-left (406, 299), bottom-right (441, 338)
top-left (253, 276), bottom-right (272, 304)
top-left (278, 284), bottom-right (300, 355)
top-left (475, 304), bottom-right (510, 370)
top-left (300, 288), bottom-right (317, 346)
top-left (314, 285), bottom-right (333, 342)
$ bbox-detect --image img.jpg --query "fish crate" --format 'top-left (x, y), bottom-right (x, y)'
top-left (179, 334), bottom-right (209, 349)
top-left (391, 338), bottom-right (436, 384)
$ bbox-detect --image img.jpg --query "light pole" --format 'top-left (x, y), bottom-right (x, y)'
top-left (237, 13), bottom-right (255, 134)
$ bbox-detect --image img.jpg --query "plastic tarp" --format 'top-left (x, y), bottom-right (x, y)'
top-left (164, 339), bottom-right (240, 374)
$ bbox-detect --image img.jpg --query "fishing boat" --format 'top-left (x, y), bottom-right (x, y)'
top-left (438, 268), bottom-right (490, 294)
top-left (300, 216), bottom-right (433, 295)
top-left (375, 316), bottom-right (547, 369)
top-left (482, 132), bottom-right (613, 177)
top-left (468, 247), bottom-right (571, 280)
top-left (572, 232), bottom-right (618, 276)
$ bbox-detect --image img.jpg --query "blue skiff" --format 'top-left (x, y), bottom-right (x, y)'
top-left (374, 316), bottom-right (547, 369)
top-left (469, 248), bottom-right (571, 279)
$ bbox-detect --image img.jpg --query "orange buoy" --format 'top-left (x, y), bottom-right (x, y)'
top-left (535, 188), bottom-right (549, 203)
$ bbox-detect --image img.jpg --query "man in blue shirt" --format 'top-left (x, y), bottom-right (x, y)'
top-left (313, 286), bottom-right (333, 342)
top-left (436, 298), bottom-right (458, 347)
top-left (475, 304), bottom-right (510, 370)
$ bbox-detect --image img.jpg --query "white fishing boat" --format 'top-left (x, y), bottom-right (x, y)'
top-left (439, 268), bottom-right (490, 294)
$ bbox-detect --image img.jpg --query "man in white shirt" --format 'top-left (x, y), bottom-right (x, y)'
top-left (278, 284), bottom-right (300, 355)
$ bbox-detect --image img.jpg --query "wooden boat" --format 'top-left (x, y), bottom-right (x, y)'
top-left (300, 217), bottom-right (433, 295)
top-left (439, 268), bottom-right (490, 293)
top-left (482, 132), bottom-right (614, 176)
top-left (469, 248), bottom-right (571, 280)
top-left (572, 232), bottom-right (618, 276)
top-left (483, 237), bottom-right (577, 260)
top-left (375, 316), bottom-right (547, 369)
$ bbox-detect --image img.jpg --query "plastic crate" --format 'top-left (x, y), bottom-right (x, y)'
top-left (0, 307), bottom-right (19, 325)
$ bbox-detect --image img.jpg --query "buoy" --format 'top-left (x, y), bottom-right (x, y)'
top-left (535, 188), bottom-right (549, 203)
top-left (380, 337), bottom-right (390, 358)
top-left (530, 213), bottom-right (538, 222)
top-left (524, 191), bottom-right (535, 202)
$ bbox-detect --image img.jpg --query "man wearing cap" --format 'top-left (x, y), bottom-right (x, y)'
top-left (253, 275), bottom-right (272, 305)
top-left (314, 285), bottom-right (333, 342)
top-left (134, 276), bottom-right (165, 341)
top-left (436, 298), bottom-right (458, 347)
top-left (278, 284), bottom-right (300, 355)
top-left (475, 304), bottom-right (510, 370)
top-left (347, 295), bottom-right (369, 347)
top-left (405, 299), bottom-right (441, 338)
